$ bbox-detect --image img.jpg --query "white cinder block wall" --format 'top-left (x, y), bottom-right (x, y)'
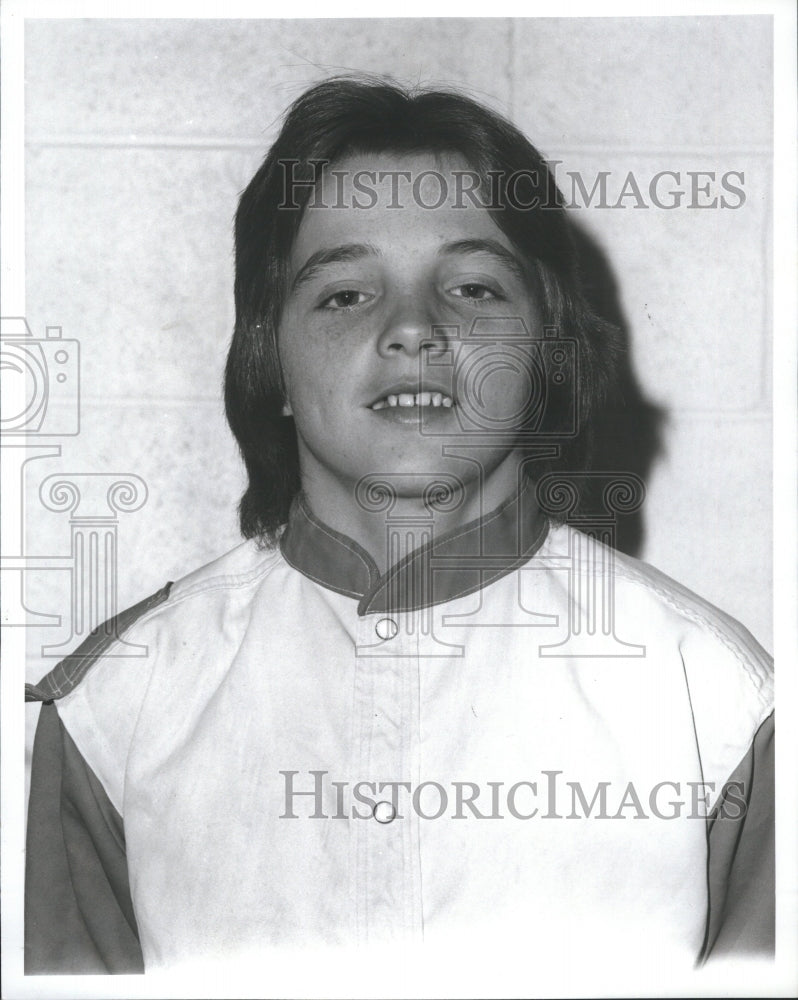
top-left (22, 16), bottom-right (772, 714)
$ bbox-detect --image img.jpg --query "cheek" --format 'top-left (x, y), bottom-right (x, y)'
top-left (280, 310), bottom-right (372, 406)
top-left (279, 337), bottom-right (346, 423)
top-left (280, 312), bottom-right (348, 376)
top-left (455, 345), bottom-right (541, 427)
top-left (279, 321), bottom-right (322, 400)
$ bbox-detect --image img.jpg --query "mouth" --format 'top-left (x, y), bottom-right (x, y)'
top-left (370, 391), bottom-right (454, 412)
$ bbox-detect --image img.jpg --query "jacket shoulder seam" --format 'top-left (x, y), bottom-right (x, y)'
top-left (610, 558), bottom-right (772, 706)
top-left (27, 548), bottom-right (284, 703)
top-left (167, 547), bottom-right (283, 605)
top-left (26, 583), bottom-right (173, 702)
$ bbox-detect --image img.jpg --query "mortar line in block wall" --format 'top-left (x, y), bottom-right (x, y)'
top-left (507, 18), bottom-right (517, 121)
top-left (69, 397), bottom-right (774, 420)
top-left (24, 134), bottom-right (774, 159)
top-left (758, 171), bottom-right (774, 411)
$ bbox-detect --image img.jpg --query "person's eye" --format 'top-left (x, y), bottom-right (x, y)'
top-left (320, 289), bottom-right (370, 309)
top-left (449, 283), bottom-right (501, 302)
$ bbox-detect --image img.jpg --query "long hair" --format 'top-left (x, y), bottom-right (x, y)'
top-left (225, 76), bottom-right (620, 543)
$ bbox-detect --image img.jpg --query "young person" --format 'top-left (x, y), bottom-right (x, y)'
top-left (25, 77), bottom-right (774, 975)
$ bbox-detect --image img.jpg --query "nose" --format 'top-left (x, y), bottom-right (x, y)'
top-left (376, 295), bottom-right (442, 359)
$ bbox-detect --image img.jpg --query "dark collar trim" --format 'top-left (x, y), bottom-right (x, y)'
top-left (280, 482), bottom-right (549, 616)
top-left (358, 515), bottom-right (549, 616)
top-left (279, 496), bottom-right (380, 599)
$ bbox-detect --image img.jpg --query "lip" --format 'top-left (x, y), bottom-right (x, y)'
top-left (369, 403), bottom-right (455, 426)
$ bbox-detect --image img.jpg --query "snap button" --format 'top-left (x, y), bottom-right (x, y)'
top-left (375, 617), bottom-right (398, 640)
top-left (373, 800), bottom-right (397, 824)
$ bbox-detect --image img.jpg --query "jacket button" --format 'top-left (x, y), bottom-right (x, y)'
top-left (373, 800), bottom-right (397, 824)
top-left (375, 617), bottom-right (398, 640)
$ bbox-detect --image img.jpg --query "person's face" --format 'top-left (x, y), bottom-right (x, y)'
top-left (277, 152), bottom-right (544, 501)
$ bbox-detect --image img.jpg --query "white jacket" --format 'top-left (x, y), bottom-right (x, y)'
top-left (25, 485), bottom-right (774, 974)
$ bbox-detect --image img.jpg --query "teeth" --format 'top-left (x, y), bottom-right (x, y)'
top-left (371, 392), bottom-right (454, 410)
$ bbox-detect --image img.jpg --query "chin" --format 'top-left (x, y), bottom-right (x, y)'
top-left (348, 459), bottom-right (481, 516)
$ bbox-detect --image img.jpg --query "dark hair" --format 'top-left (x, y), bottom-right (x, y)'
top-left (225, 75), bottom-right (619, 543)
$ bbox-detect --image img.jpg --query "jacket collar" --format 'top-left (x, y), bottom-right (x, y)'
top-left (280, 480), bottom-right (549, 616)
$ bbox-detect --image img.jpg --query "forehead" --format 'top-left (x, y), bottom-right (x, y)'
top-left (289, 151), bottom-right (511, 266)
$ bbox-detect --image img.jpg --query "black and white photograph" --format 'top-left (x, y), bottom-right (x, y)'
top-left (1, 4), bottom-right (796, 998)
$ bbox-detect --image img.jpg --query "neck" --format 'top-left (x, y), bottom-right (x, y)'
top-left (298, 453), bottom-right (528, 574)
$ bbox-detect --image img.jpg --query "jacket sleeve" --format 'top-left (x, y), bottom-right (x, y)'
top-left (24, 583), bottom-right (172, 973)
top-left (701, 710), bottom-right (775, 963)
top-left (25, 699), bottom-right (144, 974)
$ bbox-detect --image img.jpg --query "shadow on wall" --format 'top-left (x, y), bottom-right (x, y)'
top-left (572, 220), bottom-right (666, 559)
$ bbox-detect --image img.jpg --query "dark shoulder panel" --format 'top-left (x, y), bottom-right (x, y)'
top-left (701, 710), bottom-right (775, 964)
top-left (25, 583), bottom-right (172, 704)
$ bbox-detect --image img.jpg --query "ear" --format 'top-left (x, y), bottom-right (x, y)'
top-left (281, 399), bottom-right (293, 417)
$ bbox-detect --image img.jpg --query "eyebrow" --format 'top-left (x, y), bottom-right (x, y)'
top-left (291, 243), bottom-right (381, 292)
top-left (438, 239), bottom-right (526, 282)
